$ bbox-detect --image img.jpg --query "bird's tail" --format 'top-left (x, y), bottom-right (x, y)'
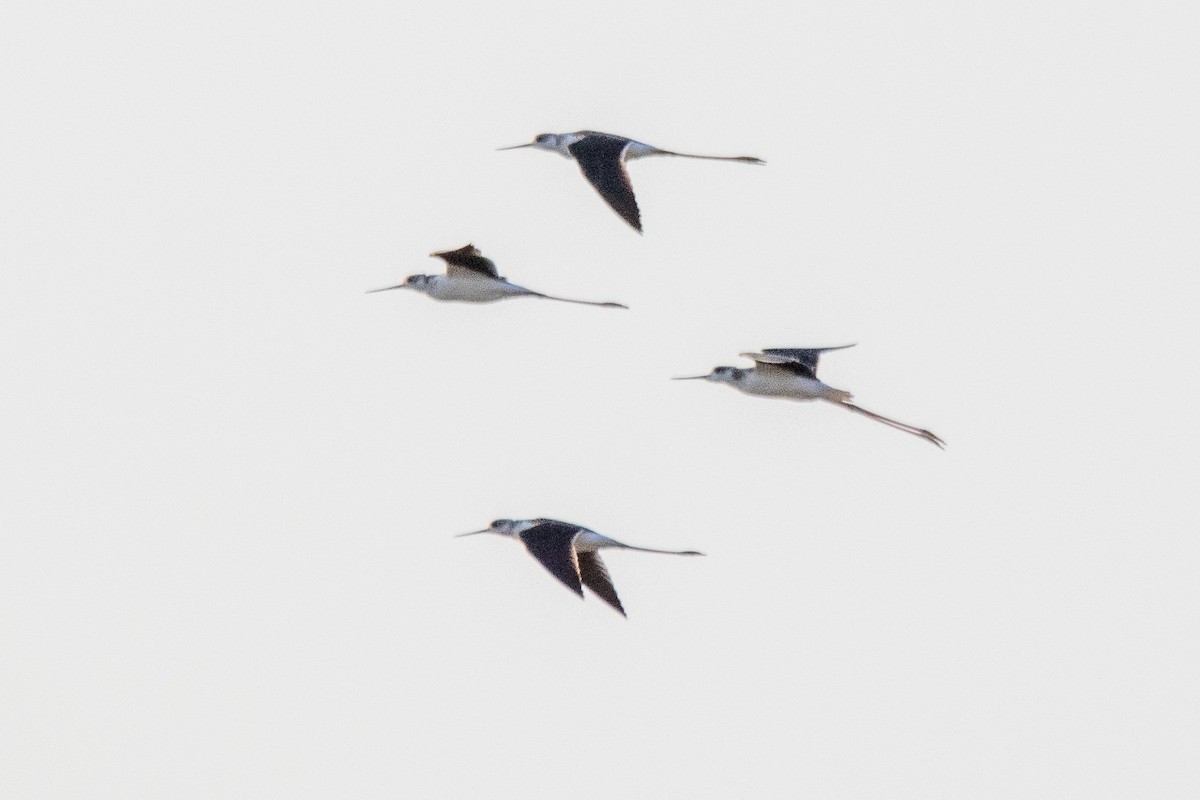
top-left (824, 387), bottom-right (854, 403)
top-left (528, 291), bottom-right (628, 309)
top-left (657, 149), bottom-right (765, 165)
top-left (837, 401), bottom-right (946, 449)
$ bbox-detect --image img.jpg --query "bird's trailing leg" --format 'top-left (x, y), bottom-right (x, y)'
top-left (653, 149), bottom-right (765, 165)
top-left (526, 290), bottom-right (628, 309)
top-left (837, 401), bottom-right (946, 449)
top-left (612, 544), bottom-right (705, 556)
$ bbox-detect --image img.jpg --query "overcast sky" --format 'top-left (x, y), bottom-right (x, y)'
top-left (3, 1), bottom-right (1198, 798)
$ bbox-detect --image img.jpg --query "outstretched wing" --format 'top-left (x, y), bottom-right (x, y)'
top-left (576, 551), bottom-right (625, 617)
top-left (568, 134), bottom-right (642, 232)
top-left (746, 345), bottom-right (856, 378)
top-left (519, 521), bottom-right (583, 597)
top-left (434, 244), bottom-right (502, 279)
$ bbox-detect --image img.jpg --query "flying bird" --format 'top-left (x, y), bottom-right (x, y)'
top-left (498, 130), bottom-right (764, 232)
top-left (674, 346), bottom-right (946, 448)
top-left (368, 244), bottom-right (627, 308)
top-left (458, 518), bottom-right (704, 616)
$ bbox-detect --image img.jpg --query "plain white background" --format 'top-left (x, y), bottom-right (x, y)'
top-left (2, 1), bottom-right (1198, 797)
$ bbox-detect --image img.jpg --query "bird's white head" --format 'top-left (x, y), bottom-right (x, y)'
top-left (672, 366), bottom-right (742, 385)
top-left (497, 132), bottom-right (580, 158)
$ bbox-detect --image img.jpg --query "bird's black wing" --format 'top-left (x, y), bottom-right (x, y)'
top-left (434, 244), bottom-right (502, 279)
top-left (519, 522), bottom-right (584, 597)
top-left (576, 551), bottom-right (626, 617)
top-left (758, 345), bottom-right (856, 378)
top-left (568, 135), bottom-right (642, 232)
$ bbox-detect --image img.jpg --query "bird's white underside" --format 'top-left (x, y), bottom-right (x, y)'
top-left (734, 370), bottom-right (851, 402)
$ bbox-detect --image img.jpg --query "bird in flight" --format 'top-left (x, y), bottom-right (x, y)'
top-left (498, 130), bottom-right (764, 232)
top-left (367, 244), bottom-right (626, 308)
top-left (458, 518), bottom-right (704, 616)
top-left (674, 345), bottom-right (946, 448)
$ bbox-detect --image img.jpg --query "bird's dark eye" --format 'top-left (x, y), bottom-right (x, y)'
top-left (534, 134), bottom-right (550, 143)
top-left (490, 519), bottom-right (505, 528)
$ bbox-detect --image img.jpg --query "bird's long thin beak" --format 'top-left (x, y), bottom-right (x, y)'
top-left (366, 283), bottom-right (409, 294)
top-left (455, 528), bottom-right (492, 538)
top-left (496, 143), bottom-right (534, 151)
top-left (671, 374), bottom-right (711, 380)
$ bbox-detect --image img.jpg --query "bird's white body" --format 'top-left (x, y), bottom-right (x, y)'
top-left (572, 527), bottom-right (621, 552)
top-left (726, 369), bottom-right (852, 402)
top-left (416, 274), bottom-right (532, 304)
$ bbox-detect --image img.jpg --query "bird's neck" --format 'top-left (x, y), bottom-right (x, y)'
top-left (545, 132), bottom-right (585, 157)
top-left (410, 274), bottom-right (439, 294)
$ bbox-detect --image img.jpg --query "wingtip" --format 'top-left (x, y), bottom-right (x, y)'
top-left (430, 243), bottom-right (476, 259)
top-left (625, 214), bottom-right (643, 234)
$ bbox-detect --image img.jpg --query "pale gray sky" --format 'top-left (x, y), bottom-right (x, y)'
top-left (2, 1), bottom-right (1198, 798)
